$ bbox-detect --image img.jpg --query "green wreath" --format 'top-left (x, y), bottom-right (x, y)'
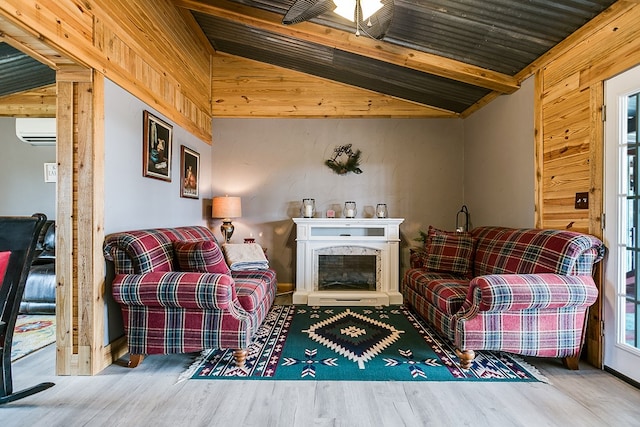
top-left (325, 144), bottom-right (363, 175)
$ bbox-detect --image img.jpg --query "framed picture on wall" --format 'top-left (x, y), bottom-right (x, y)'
top-left (180, 145), bottom-right (199, 199)
top-left (142, 110), bottom-right (173, 181)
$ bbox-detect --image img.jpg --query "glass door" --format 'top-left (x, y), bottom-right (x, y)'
top-left (604, 63), bottom-right (640, 383)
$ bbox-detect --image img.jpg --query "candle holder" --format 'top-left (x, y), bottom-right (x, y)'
top-left (302, 198), bottom-right (316, 218)
top-left (344, 201), bottom-right (357, 218)
top-left (376, 203), bottom-right (388, 218)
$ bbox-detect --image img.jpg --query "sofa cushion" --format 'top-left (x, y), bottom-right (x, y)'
top-left (173, 240), bottom-right (230, 275)
top-left (425, 233), bottom-right (475, 277)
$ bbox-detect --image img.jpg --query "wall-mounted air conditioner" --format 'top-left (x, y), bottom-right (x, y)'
top-left (15, 118), bottom-right (56, 146)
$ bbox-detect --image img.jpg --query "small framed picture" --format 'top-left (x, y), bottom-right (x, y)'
top-left (44, 163), bottom-right (57, 183)
top-left (142, 110), bottom-right (172, 181)
top-left (180, 145), bottom-right (199, 199)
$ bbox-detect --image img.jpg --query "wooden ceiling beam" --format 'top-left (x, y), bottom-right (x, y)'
top-left (173, 0), bottom-right (520, 94)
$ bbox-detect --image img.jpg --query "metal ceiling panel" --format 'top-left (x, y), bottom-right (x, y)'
top-left (196, 12), bottom-right (490, 112)
top-left (196, 0), bottom-right (615, 111)
top-left (0, 43), bottom-right (55, 97)
top-left (383, 0), bottom-right (617, 74)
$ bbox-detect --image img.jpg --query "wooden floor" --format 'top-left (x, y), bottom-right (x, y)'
top-left (3, 342), bottom-right (640, 426)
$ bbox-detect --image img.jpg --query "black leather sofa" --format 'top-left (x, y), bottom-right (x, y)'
top-left (20, 220), bottom-right (56, 314)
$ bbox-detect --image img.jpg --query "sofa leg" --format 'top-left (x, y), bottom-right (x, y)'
top-left (562, 356), bottom-right (580, 370)
top-left (233, 349), bottom-right (247, 367)
top-left (128, 354), bottom-right (144, 368)
top-left (455, 349), bottom-right (475, 370)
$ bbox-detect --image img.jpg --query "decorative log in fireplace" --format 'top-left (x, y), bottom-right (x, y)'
top-left (292, 217), bottom-right (404, 306)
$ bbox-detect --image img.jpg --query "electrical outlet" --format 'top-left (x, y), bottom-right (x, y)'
top-left (575, 192), bottom-right (589, 209)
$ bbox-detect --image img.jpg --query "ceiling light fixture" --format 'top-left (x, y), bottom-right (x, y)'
top-left (281, 0), bottom-right (392, 40)
top-left (332, 0), bottom-right (384, 35)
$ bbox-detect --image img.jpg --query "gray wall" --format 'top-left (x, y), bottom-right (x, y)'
top-left (0, 117), bottom-right (56, 220)
top-left (463, 76), bottom-right (535, 228)
top-left (104, 79), bottom-right (214, 234)
top-left (1, 76), bottom-right (535, 291)
top-left (211, 118), bottom-right (465, 284)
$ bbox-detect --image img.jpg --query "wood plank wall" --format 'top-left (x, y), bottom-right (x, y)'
top-left (0, 0), bottom-right (213, 142)
top-left (0, 85), bottom-right (57, 117)
top-left (532, 1), bottom-right (640, 366)
top-left (212, 53), bottom-right (457, 118)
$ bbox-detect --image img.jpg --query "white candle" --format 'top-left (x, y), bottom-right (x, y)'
top-left (346, 208), bottom-right (354, 217)
top-left (304, 205), bottom-right (313, 217)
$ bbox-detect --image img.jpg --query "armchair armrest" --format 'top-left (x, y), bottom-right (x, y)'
top-left (409, 247), bottom-right (428, 269)
top-left (112, 271), bottom-right (237, 310)
top-left (465, 273), bottom-right (598, 312)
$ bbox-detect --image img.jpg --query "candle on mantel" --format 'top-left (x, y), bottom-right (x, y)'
top-left (304, 204), bottom-right (313, 217)
top-left (346, 209), bottom-right (354, 217)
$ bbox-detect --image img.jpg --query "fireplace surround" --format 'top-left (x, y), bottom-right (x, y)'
top-left (292, 218), bottom-right (404, 306)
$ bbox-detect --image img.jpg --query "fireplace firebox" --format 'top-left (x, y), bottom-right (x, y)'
top-left (293, 218), bottom-right (404, 306)
top-left (318, 254), bottom-right (376, 291)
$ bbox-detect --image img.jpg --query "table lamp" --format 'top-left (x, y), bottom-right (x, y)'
top-left (212, 195), bottom-right (242, 243)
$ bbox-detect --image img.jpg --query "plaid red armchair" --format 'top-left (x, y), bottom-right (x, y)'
top-left (403, 226), bottom-right (605, 370)
top-left (103, 226), bottom-right (276, 368)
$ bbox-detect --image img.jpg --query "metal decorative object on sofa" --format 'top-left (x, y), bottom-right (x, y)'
top-left (103, 225), bottom-right (277, 368)
top-left (403, 226), bottom-right (605, 370)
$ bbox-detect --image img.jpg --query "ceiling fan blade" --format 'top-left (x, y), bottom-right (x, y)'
top-left (282, 0), bottom-right (336, 25)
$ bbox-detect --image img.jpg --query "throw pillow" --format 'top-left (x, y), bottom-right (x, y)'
top-left (421, 226), bottom-right (472, 265)
top-left (425, 233), bottom-right (475, 277)
top-left (0, 251), bottom-right (10, 283)
top-left (173, 240), bottom-right (230, 275)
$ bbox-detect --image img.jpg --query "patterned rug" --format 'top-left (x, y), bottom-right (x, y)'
top-left (11, 314), bottom-right (56, 361)
top-left (186, 306), bottom-right (548, 382)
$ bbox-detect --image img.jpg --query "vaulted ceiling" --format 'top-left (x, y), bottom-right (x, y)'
top-left (177, 0), bottom-right (617, 115)
top-left (0, 0), bottom-right (618, 116)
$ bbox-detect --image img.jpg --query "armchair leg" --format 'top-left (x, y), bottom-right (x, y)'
top-left (233, 349), bottom-right (247, 368)
top-left (562, 356), bottom-right (580, 370)
top-left (128, 354), bottom-right (144, 368)
top-left (455, 349), bottom-right (476, 370)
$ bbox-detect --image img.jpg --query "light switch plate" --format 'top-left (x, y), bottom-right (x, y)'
top-left (575, 192), bottom-right (589, 209)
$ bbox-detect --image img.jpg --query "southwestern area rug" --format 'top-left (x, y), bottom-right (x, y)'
top-left (11, 314), bottom-right (56, 361)
top-left (186, 306), bottom-right (548, 382)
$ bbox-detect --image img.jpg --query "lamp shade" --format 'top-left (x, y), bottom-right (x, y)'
top-left (212, 196), bottom-right (242, 219)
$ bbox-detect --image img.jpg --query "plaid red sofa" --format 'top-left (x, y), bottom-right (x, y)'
top-left (103, 225), bottom-right (277, 368)
top-left (402, 226), bottom-right (605, 370)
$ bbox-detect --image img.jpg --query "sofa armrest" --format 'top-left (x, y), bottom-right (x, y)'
top-left (112, 271), bottom-right (237, 310)
top-left (465, 273), bottom-right (598, 312)
top-left (409, 247), bottom-right (427, 269)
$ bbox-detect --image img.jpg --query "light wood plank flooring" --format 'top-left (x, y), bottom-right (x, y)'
top-left (3, 342), bottom-right (640, 426)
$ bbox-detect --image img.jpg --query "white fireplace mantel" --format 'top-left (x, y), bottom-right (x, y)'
top-left (292, 217), bottom-right (404, 306)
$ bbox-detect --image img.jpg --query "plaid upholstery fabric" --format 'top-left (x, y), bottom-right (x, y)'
top-left (103, 226), bottom-right (277, 357)
top-left (173, 240), bottom-right (230, 275)
top-left (402, 226), bottom-right (605, 361)
top-left (462, 274), bottom-right (598, 312)
top-left (403, 269), bottom-right (468, 315)
top-left (103, 226), bottom-right (218, 274)
top-left (425, 233), bottom-right (475, 277)
top-left (409, 247), bottom-right (427, 269)
top-left (452, 307), bottom-right (590, 358)
top-left (471, 226), bottom-right (605, 277)
top-left (112, 272), bottom-right (237, 309)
